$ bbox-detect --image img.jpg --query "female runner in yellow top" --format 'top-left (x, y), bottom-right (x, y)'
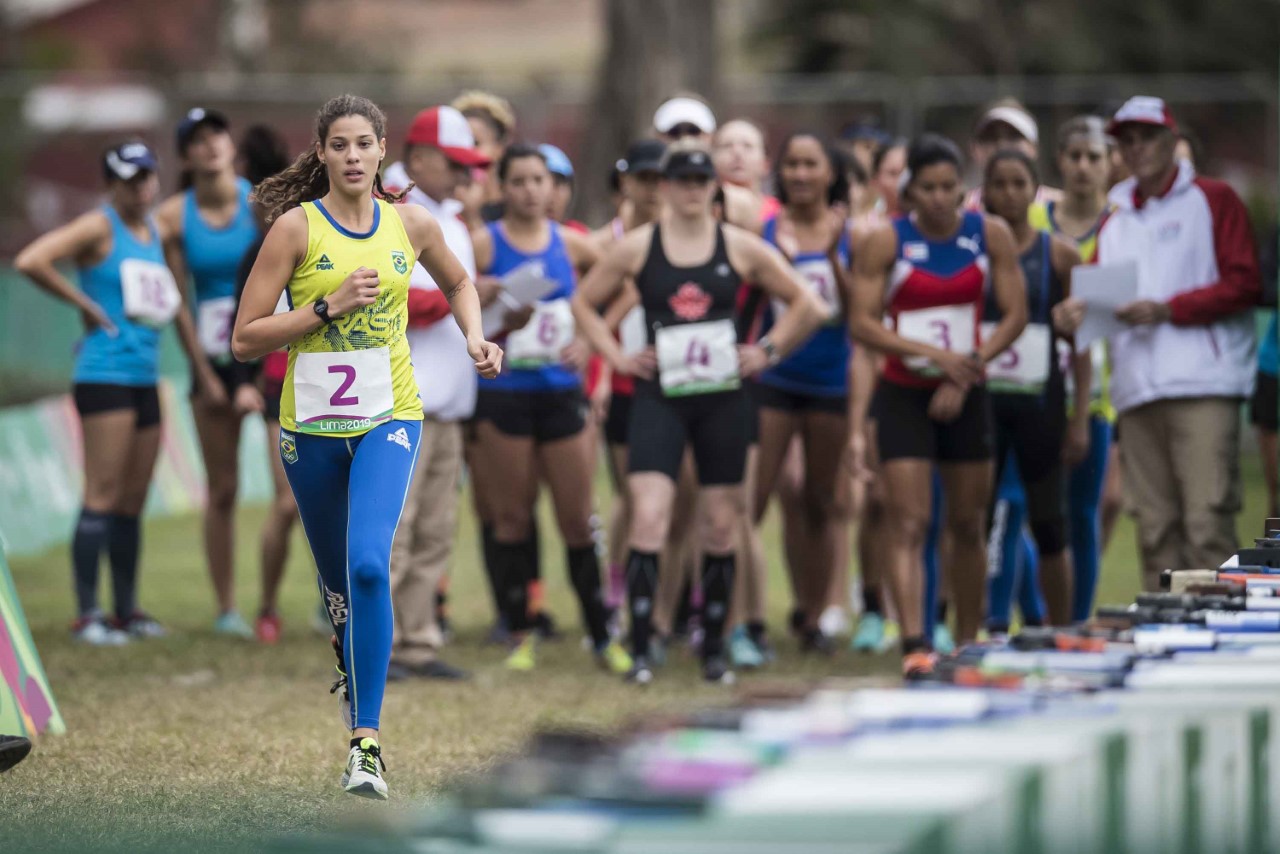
top-left (232, 94), bottom-right (501, 800)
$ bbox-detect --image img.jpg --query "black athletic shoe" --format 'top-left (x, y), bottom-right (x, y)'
top-left (533, 610), bottom-right (561, 641)
top-left (0, 735), bottom-right (31, 773)
top-left (702, 654), bottom-right (735, 685)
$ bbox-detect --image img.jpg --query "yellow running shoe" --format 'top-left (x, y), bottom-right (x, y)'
top-left (505, 635), bottom-right (537, 672)
top-left (597, 640), bottom-right (634, 675)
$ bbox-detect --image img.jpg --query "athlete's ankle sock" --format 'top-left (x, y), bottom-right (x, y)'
top-left (747, 620), bottom-right (767, 646)
top-left (72, 509), bottom-right (110, 617)
top-left (480, 524), bottom-right (503, 618)
top-left (349, 737), bottom-right (376, 750)
top-left (902, 635), bottom-right (931, 656)
top-left (700, 553), bottom-right (735, 660)
top-left (491, 539), bottom-right (532, 633)
top-left (108, 514), bottom-right (140, 622)
top-left (862, 585), bottom-right (882, 616)
top-left (567, 545), bottom-right (609, 648)
top-left (625, 549), bottom-right (659, 659)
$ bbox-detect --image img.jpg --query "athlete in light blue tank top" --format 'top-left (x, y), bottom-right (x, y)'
top-left (75, 205), bottom-right (167, 386)
top-left (183, 175), bottom-right (258, 304)
top-left (14, 141), bottom-right (175, 643)
top-left (478, 220), bottom-right (581, 393)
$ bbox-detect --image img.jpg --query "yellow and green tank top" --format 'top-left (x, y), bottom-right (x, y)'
top-left (1029, 200), bottom-right (1116, 423)
top-left (279, 198), bottom-right (423, 437)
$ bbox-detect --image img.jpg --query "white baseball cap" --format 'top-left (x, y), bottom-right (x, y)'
top-left (653, 97), bottom-right (717, 136)
top-left (1107, 96), bottom-right (1179, 135)
top-left (405, 105), bottom-right (491, 167)
top-left (975, 105), bottom-right (1039, 146)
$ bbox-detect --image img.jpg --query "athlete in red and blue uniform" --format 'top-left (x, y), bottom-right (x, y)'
top-left (849, 134), bottom-right (1027, 677)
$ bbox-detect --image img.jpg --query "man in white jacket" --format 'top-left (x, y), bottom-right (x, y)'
top-left (384, 106), bottom-right (491, 680)
top-left (1065, 96), bottom-right (1261, 589)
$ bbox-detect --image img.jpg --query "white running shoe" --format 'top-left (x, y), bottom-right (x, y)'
top-left (343, 737), bottom-right (388, 800)
top-left (72, 613), bottom-right (130, 647)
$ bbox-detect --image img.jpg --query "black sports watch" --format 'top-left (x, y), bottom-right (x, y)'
top-left (759, 336), bottom-right (780, 367)
top-left (313, 298), bottom-right (333, 325)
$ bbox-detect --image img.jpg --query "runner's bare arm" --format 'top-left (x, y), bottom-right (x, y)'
top-left (232, 208), bottom-right (324, 360)
top-left (571, 227), bottom-right (648, 369)
top-left (157, 196), bottom-right (220, 396)
top-left (13, 211), bottom-right (111, 311)
top-left (562, 227), bottom-right (602, 277)
top-left (728, 227), bottom-right (825, 359)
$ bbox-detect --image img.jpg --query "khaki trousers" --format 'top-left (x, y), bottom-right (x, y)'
top-left (389, 418), bottom-right (463, 666)
top-left (1118, 397), bottom-right (1242, 591)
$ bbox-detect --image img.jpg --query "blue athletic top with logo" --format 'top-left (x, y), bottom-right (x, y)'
top-left (183, 176), bottom-right (258, 304)
top-left (1259, 311), bottom-right (1278, 378)
top-left (74, 205), bottom-right (165, 386)
top-left (757, 217), bottom-right (852, 397)
top-left (479, 221), bottom-right (580, 393)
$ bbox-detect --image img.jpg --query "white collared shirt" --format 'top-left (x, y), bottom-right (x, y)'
top-left (394, 163), bottom-right (478, 421)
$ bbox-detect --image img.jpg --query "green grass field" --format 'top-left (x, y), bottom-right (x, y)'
top-left (1, 451), bottom-right (1271, 852)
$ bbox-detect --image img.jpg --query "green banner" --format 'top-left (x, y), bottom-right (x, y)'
top-left (0, 380), bottom-right (274, 558)
top-left (0, 547), bottom-right (64, 737)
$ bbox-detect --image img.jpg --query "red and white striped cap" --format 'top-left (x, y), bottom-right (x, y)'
top-left (1107, 96), bottom-right (1178, 135)
top-left (405, 106), bottom-right (492, 167)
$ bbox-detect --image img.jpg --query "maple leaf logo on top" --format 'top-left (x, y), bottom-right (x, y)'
top-left (668, 282), bottom-right (713, 321)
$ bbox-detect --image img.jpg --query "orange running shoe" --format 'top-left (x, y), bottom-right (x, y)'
top-left (902, 650), bottom-right (939, 680)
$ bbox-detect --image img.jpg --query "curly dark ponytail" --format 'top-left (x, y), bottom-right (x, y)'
top-left (253, 93), bottom-right (408, 225)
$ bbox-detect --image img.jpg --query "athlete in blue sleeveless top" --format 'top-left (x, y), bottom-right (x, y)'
top-left (156, 108), bottom-right (265, 638)
top-left (752, 133), bottom-right (865, 655)
top-left (15, 142), bottom-right (180, 645)
top-left (981, 150), bottom-right (1085, 629)
top-left (468, 144), bottom-right (631, 675)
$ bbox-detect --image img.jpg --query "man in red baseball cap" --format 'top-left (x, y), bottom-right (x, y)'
top-left (383, 105), bottom-right (492, 683)
top-left (1057, 95), bottom-right (1261, 590)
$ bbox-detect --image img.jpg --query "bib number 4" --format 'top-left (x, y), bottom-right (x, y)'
top-left (656, 319), bottom-right (739, 397)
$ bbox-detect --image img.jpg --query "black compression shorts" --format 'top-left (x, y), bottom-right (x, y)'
top-left (473, 387), bottom-right (586, 443)
top-left (73, 383), bottom-right (161, 429)
top-left (754, 382), bottom-right (848, 416)
top-left (1251, 372), bottom-right (1278, 432)
top-left (873, 380), bottom-right (992, 464)
top-left (628, 380), bottom-right (751, 486)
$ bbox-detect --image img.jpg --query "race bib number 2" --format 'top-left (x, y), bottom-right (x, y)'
top-left (293, 348), bottom-right (394, 434)
top-left (896, 304), bottom-right (976, 376)
top-left (656, 319), bottom-right (740, 397)
top-left (197, 297), bottom-right (236, 361)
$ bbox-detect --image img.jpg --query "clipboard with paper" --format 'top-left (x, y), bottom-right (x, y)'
top-left (481, 262), bottom-right (563, 338)
top-left (1071, 261), bottom-right (1139, 349)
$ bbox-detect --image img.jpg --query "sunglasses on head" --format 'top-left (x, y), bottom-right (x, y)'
top-left (666, 123), bottom-right (705, 139)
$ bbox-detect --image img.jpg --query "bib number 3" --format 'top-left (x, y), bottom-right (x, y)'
top-left (896, 305), bottom-right (976, 377)
top-left (293, 348), bottom-right (394, 434)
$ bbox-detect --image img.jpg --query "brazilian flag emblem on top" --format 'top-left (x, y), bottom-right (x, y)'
top-left (391, 250), bottom-right (408, 275)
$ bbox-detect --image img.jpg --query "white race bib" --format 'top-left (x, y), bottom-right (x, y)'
top-left (293, 348), bottom-right (394, 434)
top-left (981, 322), bottom-right (1051, 393)
top-left (619, 305), bottom-right (647, 357)
top-left (656, 319), bottom-right (740, 397)
top-left (773, 257), bottom-right (842, 326)
top-left (197, 296), bottom-right (236, 360)
top-left (896, 304), bottom-right (975, 376)
top-left (505, 299), bottom-right (576, 369)
top-left (119, 259), bottom-right (181, 329)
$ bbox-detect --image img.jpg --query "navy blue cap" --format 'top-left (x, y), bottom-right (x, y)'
top-left (840, 121), bottom-right (891, 146)
top-left (176, 107), bottom-right (230, 153)
top-left (103, 141), bottom-right (158, 182)
top-left (661, 147), bottom-right (716, 179)
top-left (621, 139), bottom-right (666, 174)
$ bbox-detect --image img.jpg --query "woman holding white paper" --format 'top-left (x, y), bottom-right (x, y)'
top-left (572, 141), bottom-right (826, 686)
top-left (468, 144), bottom-right (632, 676)
top-left (14, 141), bottom-right (180, 644)
top-left (982, 149), bottom-right (1086, 629)
top-left (848, 134), bottom-right (1027, 678)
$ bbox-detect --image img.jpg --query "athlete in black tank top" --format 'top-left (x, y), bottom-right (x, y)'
top-left (637, 224), bottom-right (743, 347)
top-left (571, 143), bottom-right (827, 686)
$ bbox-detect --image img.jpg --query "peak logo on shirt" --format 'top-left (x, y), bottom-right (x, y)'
top-left (903, 242), bottom-right (928, 263)
top-left (391, 250), bottom-right (408, 275)
top-left (316, 253), bottom-right (335, 271)
top-left (669, 282), bottom-right (713, 321)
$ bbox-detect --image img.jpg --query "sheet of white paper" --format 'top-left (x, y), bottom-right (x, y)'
top-left (1071, 261), bottom-right (1139, 349)
top-left (481, 263), bottom-right (562, 338)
